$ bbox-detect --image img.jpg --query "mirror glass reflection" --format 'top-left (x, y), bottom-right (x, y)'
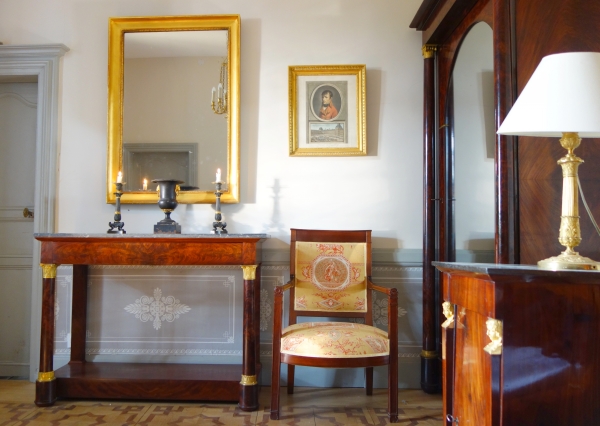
top-left (107, 15), bottom-right (240, 205)
top-left (122, 31), bottom-right (228, 192)
top-left (452, 22), bottom-right (495, 262)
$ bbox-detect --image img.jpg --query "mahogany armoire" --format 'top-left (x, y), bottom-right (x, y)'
top-left (410, 0), bottom-right (600, 397)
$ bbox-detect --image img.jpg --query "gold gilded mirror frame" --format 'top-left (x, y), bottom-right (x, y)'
top-left (107, 15), bottom-right (240, 204)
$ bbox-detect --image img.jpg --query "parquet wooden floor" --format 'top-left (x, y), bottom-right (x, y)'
top-left (0, 379), bottom-right (442, 425)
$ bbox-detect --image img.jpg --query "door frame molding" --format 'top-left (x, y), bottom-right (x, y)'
top-left (0, 44), bottom-right (69, 381)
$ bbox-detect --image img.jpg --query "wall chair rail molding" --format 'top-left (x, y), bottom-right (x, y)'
top-left (0, 43), bottom-right (69, 381)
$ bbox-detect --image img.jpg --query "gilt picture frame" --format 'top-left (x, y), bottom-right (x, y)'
top-left (289, 64), bottom-right (367, 156)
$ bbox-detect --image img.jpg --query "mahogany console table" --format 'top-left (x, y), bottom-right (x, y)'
top-left (33, 233), bottom-right (268, 410)
top-left (435, 262), bottom-right (600, 426)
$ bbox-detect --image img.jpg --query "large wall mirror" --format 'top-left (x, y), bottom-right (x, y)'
top-left (107, 15), bottom-right (240, 204)
top-left (451, 21), bottom-right (495, 262)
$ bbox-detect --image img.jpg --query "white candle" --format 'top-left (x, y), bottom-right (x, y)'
top-left (116, 171), bottom-right (122, 183)
top-left (216, 168), bottom-right (221, 182)
top-left (218, 83), bottom-right (223, 99)
top-left (211, 87), bottom-right (216, 103)
top-left (143, 179), bottom-right (147, 191)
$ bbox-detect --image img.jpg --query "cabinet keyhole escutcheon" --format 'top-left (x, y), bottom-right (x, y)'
top-left (446, 414), bottom-right (459, 424)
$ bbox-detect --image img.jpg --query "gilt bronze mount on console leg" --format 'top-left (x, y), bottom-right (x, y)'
top-left (35, 263), bottom-right (59, 406)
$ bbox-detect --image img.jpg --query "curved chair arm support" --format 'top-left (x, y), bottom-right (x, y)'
top-left (387, 287), bottom-right (399, 354)
top-left (275, 280), bottom-right (295, 297)
top-left (368, 280), bottom-right (395, 296)
top-left (367, 280), bottom-right (398, 350)
top-left (273, 279), bottom-right (296, 338)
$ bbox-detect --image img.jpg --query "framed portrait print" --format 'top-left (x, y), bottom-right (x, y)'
top-left (289, 64), bottom-right (367, 156)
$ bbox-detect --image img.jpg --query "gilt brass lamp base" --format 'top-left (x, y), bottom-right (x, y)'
top-left (538, 251), bottom-right (599, 271)
top-left (536, 133), bottom-right (600, 272)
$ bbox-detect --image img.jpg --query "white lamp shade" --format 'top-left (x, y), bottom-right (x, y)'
top-left (497, 52), bottom-right (600, 137)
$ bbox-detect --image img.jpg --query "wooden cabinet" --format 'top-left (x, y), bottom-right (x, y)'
top-left (412, 0), bottom-right (600, 393)
top-left (33, 233), bottom-right (267, 411)
top-left (435, 262), bottom-right (600, 426)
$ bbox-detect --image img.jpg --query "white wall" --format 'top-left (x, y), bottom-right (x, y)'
top-left (0, 0), bottom-right (424, 251)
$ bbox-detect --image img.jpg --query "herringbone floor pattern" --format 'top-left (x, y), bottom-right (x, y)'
top-left (0, 379), bottom-right (442, 425)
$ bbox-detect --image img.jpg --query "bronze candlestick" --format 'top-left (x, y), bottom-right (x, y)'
top-left (108, 181), bottom-right (126, 234)
top-left (212, 181), bottom-right (227, 234)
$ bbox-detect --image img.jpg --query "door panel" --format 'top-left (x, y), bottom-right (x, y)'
top-left (0, 82), bottom-right (37, 377)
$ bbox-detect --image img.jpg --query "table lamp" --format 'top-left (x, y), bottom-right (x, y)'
top-left (497, 52), bottom-right (600, 270)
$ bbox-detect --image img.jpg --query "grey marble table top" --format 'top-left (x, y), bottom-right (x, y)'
top-left (34, 233), bottom-right (270, 239)
top-left (433, 261), bottom-right (600, 276)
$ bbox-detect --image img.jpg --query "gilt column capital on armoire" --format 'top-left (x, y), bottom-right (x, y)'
top-left (422, 44), bottom-right (438, 59)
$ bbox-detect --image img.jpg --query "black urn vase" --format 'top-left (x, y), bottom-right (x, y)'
top-left (151, 179), bottom-right (184, 234)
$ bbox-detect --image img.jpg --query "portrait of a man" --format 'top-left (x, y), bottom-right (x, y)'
top-left (319, 89), bottom-right (338, 120)
top-left (310, 84), bottom-right (343, 122)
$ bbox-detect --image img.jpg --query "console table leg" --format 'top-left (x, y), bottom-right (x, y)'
top-left (70, 265), bottom-right (88, 363)
top-left (35, 264), bottom-right (58, 407)
top-left (239, 265), bottom-right (259, 411)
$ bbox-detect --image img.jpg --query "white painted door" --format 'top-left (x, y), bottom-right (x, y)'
top-left (0, 81), bottom-right (37, 378)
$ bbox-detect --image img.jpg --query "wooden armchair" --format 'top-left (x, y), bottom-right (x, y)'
top-left (270, 229), bottom-right (399, 422)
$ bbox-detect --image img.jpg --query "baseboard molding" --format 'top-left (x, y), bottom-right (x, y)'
top-left (0, 362), bottom-right (30, 378)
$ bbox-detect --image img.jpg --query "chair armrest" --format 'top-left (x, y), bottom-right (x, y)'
top-left (273, 279), bottom-right (296, 340)
top-left (274, 280), bottom-right (295, 312)
top-left (275, 279), bottom-right (295, 297)
top-left (368, 280), bottom-right (395, 296)
top-left (367, 280), bottom-right (398, 355)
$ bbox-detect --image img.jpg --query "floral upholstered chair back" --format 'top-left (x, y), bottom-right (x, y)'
top-left (294, 241), bottom-right (367, 313)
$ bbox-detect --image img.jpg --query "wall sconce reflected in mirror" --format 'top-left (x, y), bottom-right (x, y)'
top-left (211, 58), bottom-right (228, 115)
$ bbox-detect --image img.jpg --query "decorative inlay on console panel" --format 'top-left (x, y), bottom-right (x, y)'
top-left (124, 287), bottom-right (191, 330)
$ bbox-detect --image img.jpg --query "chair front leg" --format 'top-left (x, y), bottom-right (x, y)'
top-left (270, 284), bottom-right (287, 420)
top-left (365, 367), bottom-right (373, 395)
top-left (287, 364), bottom-right (295, 394)
top-left (388, 288), bottom-right (399, 422)
top-left (270, 353), bottom-right (281, 420)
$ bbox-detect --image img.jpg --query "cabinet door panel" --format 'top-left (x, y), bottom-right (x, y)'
top-left (453, 308), bottom-right (492, 425)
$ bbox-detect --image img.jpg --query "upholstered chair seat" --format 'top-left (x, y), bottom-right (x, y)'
top-left (281, 322), bottom-right (389, 358)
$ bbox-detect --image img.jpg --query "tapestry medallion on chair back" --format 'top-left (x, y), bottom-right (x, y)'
top-left (295, 242), bottom-right (367, 312)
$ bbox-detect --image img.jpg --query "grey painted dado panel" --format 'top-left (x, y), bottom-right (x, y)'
top-left (53, 255), bottom-right (424, 388)
top-left (54, 266), bottom-right (244, 366)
